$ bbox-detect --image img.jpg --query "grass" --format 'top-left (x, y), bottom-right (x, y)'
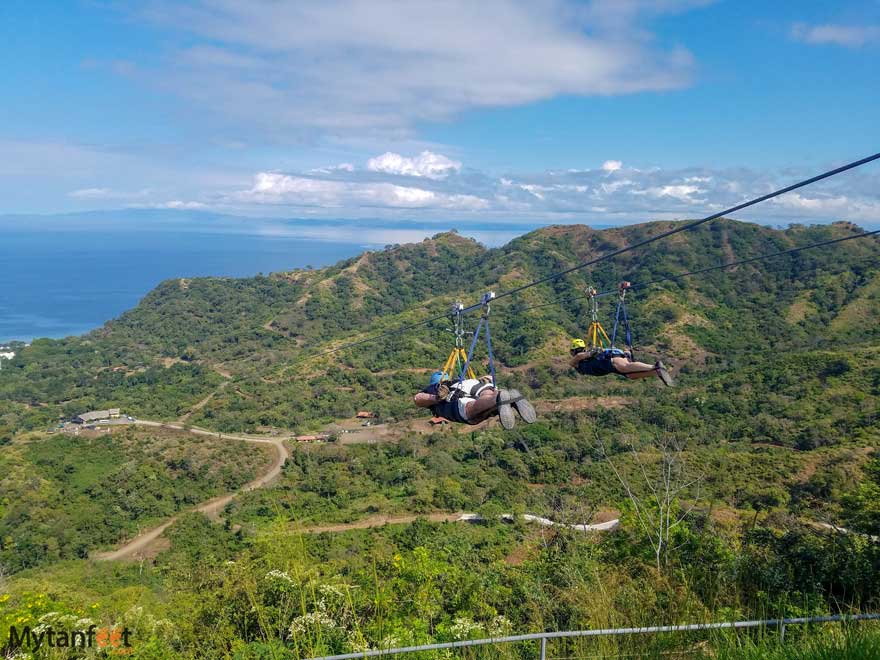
top-left (715, 626), bottom-right (880, 660)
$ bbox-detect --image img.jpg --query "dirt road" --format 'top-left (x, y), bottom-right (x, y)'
top-left (95, 410), bottom-right (623, 561)
top-left (295, 512), bottom-right (620, 535)
top-left (94, 422), bottom-right (290, 561)
top-left (296, 512), bottom-right (465, 534)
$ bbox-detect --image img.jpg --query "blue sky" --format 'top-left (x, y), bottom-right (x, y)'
top-left (2, 0), bottom-right (879, 228)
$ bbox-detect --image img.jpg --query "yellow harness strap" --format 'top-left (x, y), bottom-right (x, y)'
top-left (442, 347), bottom-right (476, 380)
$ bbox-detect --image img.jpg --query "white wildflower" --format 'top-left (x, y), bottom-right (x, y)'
top-left (317, 583), bottom-right (345, 599)
top-left (449, 617), bottom-right (482, 640)
top-left (265, 569), bottom-right (296, 586)
top-left (346, 631), bottom-right (371, 653)
top-left (488, 615), bottom-right (513, 636)
top-left (289, 611), bottom-right (337, 637)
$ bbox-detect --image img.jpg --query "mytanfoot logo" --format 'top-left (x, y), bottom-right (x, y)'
top-left (8, 624), bottom-right (133, 653)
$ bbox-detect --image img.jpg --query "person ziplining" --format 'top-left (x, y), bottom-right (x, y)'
top-left (291, 154), bottom-right (880, 380)
top-left (414, 295), bottom-right (537, 429)
top-left (414, 372), bottom-right (536, 429)
top-left (569, 282), bottom-right (673, 386)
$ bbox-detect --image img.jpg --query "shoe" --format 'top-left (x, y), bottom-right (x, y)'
top-left (495, 390), bottom-right (517, 430)
top-left (655, 361), bottom-right (674, 387)
top-left (507, 388), bottom-right (537, 423)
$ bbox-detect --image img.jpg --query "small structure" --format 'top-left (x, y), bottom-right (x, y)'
top-left (295, 434), bottom-right (331, 442)
top-left (73, 409), bottom-right (121, 424)
top-left (356, 411), bottom-right (376, 419)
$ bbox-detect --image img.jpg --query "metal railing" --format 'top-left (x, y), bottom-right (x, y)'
top-left (306, 613), bottom-right (880, 660)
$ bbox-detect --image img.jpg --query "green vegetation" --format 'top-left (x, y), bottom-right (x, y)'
top-left (0, 428), bottom-right (274, 572)
top-left (4, 514), bottom-right (880, 658)
top-left (1, 220), bottom-right (878, 434)
top-left (1, 219), bottom-right (879, 658)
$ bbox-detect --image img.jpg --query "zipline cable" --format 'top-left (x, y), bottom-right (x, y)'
top-left (517, 228), bottom-right (880, 315)
top-left (486, 152), bottom-right (880, 306)
top-left (291, 152), bottom-right (880, 363)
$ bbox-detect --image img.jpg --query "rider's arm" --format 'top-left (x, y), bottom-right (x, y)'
top-left (569, 352), bottom-right (589, 367)
top-left (414, 392), bottom-right (438, 408)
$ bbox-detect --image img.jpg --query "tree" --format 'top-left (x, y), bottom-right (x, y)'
top-left (597, 434), bottom-right (703, 571)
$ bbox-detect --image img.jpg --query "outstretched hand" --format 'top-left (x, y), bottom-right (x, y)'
top-left (437, 382), bottom-right (451, 401)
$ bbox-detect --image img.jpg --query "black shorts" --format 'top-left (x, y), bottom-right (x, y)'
top-left (576, 355), bottom-right (619, 377)
top-left (430, 400), bottom-right (469, 424)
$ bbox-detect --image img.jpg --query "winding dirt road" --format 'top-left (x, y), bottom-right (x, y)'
top-left (94, 415), bottom-right (623, 562)
top-left (94, 421), bottom-right (290, 561)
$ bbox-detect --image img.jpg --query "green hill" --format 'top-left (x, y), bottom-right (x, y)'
top-left (2, 219), bottom-right (877, 435)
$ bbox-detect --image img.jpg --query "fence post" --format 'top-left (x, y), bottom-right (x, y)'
top-left (779, 623), bottom-right (786, 643)
top-left (539, 636), bottom-right (547, 660)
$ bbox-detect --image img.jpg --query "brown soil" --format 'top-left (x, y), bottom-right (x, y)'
top-left (537, 395), bottom-right (633, 413)
top-left (295, 512), bottom-right (465, 534)
top-left (94, 423), bottom-right (290, 562)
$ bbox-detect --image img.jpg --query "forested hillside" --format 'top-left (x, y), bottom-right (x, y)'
top-left (1, 219), bottom-right (878, 434)
top-left (2, 219), bottom-right (880, 659)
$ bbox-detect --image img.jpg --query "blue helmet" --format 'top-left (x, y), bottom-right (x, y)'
top-left (429, 371), bottom-right (445, 386)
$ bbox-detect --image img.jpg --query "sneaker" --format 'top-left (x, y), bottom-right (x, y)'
top-left (507, 388), bottom-right (537, 423)
top-left (655, 361), bottom-right (674, 387)
top-left (495, 390), bottom-right (517, 430)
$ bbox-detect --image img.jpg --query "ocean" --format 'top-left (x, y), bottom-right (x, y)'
top-left (0, 219), bottom-right (362, 343)
top-left (0, 211), bottom-right (529, 343)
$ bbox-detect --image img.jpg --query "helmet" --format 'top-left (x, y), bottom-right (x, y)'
top-left (571, 338), bottom-right (587, 350)
top-left (429, 371), bottom-right (445, 386)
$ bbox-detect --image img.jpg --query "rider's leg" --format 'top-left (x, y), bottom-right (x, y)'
top-left (465, 388), bottom-right (500, 419)
top-left (611, 357), bottom-right (658, 380)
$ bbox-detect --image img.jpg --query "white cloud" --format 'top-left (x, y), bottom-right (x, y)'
top-left (70, 187), bottom-right (115, 199)
top-left (129, 1), bottom-right (698, 136)
top-left (69, 187), bottom-right (157, 201)
top-left (642, 184), bottom-right (706, 203)
top-left (601, 160), bottom-right (623, 172)
top-left (215, 156), bottom-right (880, 226)
top-left (791, 23), bottom-right (880, 47)
top-left (366, 151), bottom-right (461, 179)
top-left (153, 200), bottom-right (208, 209)
top-left (45, 143), bottom-right (880, 228)
top-left (308, 163), bottom-right (355, 174)
top-left (233, 154), bottom-right (879, 225)
top-left (235, 170), bottom-right (488, 211)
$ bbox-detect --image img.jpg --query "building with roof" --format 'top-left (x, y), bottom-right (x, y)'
top-left (72, 409), bottom-right (121, 424)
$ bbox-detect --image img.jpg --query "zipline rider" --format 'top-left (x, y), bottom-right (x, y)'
top-left (415, 373), bottom-right (537, 429)
top-left (570, 282), bottom-right (673, 386)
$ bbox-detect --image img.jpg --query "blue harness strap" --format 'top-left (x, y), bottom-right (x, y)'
top-left (458, 293), bottom-right (497, 387)
top-left (458, 316), bottom-right (496, 387)
top-left (610, 295), bottom-right (634, 359)
top-left (459, 317), bottom-right (484, 383)
top-left (484, 316), bottom-right (496, 387)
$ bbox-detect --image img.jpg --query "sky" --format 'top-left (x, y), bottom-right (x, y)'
top-left (2, 0), bottom-right (879, 230)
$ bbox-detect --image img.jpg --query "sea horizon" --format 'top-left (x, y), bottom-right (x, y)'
top-left (0, 211), bottom-right (537, 343)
